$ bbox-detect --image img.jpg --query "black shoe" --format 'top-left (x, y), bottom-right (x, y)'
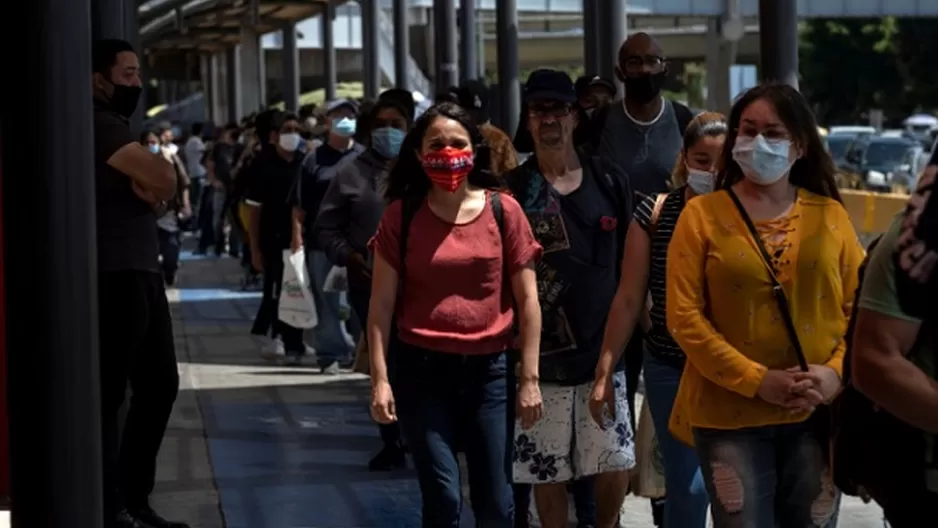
top-left (368, 444), bottom-right (406, 471)
top-left (128, 507), bottom-right (190, 528)
top-left (111, 510), bottom-right (146, 528)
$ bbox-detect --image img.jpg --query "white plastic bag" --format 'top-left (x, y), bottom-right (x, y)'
top-left (630, 398), bottom-right (667, 499)
top-left (323, 265), bottom-right (349, 293)
top-left (278, 249), bottom-right (318, 329)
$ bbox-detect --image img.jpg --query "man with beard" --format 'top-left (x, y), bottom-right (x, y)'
top-left (504, 69), bottom-right (634, 528)
top-left (92, 38), bottom-right (187, 528)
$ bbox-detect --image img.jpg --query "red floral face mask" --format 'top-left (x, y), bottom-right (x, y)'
top-left (421, 146), bottom-right (475, 193)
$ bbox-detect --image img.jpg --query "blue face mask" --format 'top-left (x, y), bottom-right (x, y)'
top-left (732, 134), bottom-right (794, 186)
top-left (148, 144), bottom-right (161, 154)
top-left (372, 127), bottom-right (406, 159)
top-left (332, 117), bottom-right (357, 138)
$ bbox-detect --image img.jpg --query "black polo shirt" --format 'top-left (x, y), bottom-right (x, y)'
top-left (93, 102), bottom-right (160, 273)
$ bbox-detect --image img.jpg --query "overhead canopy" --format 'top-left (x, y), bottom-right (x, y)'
top-left (141, 0), bottom-right (336, 56)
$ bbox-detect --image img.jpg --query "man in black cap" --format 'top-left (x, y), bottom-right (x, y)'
top-left (456, 80), bottom-right (519, 177)
top-left (575, 75), bottom-right (617, 118)
top-left (504, 69), bottom-right (633, 528)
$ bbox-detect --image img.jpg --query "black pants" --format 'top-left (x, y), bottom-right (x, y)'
top-left (258, 250), bottom-right (305, 355)
top-left (197, 186), bottom-right (215, 253)
top-left (99, 271), bottom-right (180, 516)
top-left (157, 228), bottom-right (180, 284)
top-left (348, 285), bottom-right (401, 447)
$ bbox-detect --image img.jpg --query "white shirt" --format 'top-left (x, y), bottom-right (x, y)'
top-left (184, 136), bottom-right (206, 180)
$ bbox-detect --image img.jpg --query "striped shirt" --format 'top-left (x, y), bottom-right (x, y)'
top-left (634, 187), bottom-right (688, 366)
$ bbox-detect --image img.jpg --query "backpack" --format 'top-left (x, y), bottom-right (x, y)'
top-left (588, 99), bottom-right (695, 151)
top-left (830, 234), bottom-right (926, 497)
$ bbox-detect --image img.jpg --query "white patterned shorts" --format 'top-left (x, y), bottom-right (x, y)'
top-left (512, 371), bottom-right (635, 483)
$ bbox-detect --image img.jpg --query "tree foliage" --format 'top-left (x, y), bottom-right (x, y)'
top-left (799, 18), bottom-right (938, 125)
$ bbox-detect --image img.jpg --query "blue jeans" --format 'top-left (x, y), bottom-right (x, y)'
top-left (305, 249), bottom-right (353, 366)
top-left (394, 342), bottom-right (513, 527)
top-left (642, 351), bottom-right (709, 527)
top-left (694, 422), bottom-right (841, 528)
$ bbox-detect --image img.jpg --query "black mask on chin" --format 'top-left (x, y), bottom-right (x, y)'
top-left (622, 71), bottom-right (667, 105)
top-left (108, 81), bottom-right (142, 118)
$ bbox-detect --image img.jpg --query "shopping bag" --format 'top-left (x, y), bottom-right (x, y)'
top-left (277, 249), bottom-right (318, 329)
top-left (351, 332), bottom-right (370, 375)
top-left (631, 399), bottom-right (667, 499)
top-left (323, 265), bottom-right (349, 292)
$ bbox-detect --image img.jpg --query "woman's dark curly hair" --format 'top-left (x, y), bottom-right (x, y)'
top-left (716, 82), bottom-right (841, 203)
top-left (385, 102), bottom-right (502, 203)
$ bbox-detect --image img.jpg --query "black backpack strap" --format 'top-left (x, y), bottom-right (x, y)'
top-left (671, 100), bottom-right (694, 135)
top-left (490, 191), bottom-right (505, 234)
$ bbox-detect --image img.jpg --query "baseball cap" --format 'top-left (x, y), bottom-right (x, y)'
top-left (456, 80), bottom-right (489, 112)
top-left (324, 98), bottom-right (359, 115)
top-left (524, 69), bottom-right (576, 103)
top-left (588, 76), bottom-right (617, 96)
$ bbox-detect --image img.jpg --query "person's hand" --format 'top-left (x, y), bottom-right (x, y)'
top-left (756, 369), bottom-right (799, 406)
top-left (588, 374), bottom-right (616, 429)
top-left (370, 379), bottom-right (397, 424)
top-left (348, 252), bottom-right (372, 282)
top-left (178, 204), bottom-right (192, 220)
top-left (787, 365), bottom-right (842, 410)
top-left (516, 378), bottom-right (543, 430)
top-left (251, 249), bottom-right (265, 273)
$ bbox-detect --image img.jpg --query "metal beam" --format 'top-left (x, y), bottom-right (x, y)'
top-left (434, 0), bottom-right (458, 93)
top-left (496, 0), bottom-right (519, 137)
top-left (758, 0), bottom-right (798, 89)
top-left (393, 0), bottom-right (409, 90)
top-left (459, 0), bottom-right (477, 82)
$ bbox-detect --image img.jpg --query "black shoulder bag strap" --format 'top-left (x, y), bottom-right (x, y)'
top-left (725, 188), bottom-right (809, 372)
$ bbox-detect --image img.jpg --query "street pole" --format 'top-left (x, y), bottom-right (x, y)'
top-left (496, 0), bottom-right (520, 137)
top-left (758, 0), bottom-right (799, 89)
top-left (459, 0), bottom-right (477, 82)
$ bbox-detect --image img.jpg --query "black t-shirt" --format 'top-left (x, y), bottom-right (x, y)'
top-left (289, 143), bottom-right (364, 249)
top-left (212, 142), bottom-right (237, 187)
top-left (244, 149), bottom-right (304, 254)
top-left (93, 103), bottom-right (160, 273)
top-left (506, 156), bottom-right (621, 385)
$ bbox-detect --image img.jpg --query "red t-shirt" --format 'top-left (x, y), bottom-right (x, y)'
top-left (369, 192), bottom-right (542, 355)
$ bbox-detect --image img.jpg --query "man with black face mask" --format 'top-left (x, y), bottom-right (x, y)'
top-left (92, 39), bottom-right (188, 528)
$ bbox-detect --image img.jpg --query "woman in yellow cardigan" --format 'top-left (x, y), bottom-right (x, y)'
top-left (665, 83), bottom-right (864, 527)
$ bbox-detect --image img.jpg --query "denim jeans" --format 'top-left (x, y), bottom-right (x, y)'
top-left (393, 341), bottom-right (514, 527)
top-left (305, 249), bottom-right (353, 366)
top-left (694, 421), bottom-right (840, 528)
top-left (642, 351), bottom-right (709, 527)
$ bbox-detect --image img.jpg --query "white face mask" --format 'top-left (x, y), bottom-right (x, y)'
top-left (278, 133), bottom-right (301, 152)
top-left (732, 134), bottom-right (794, 186)
top-left (686, 166), bottom-right (715, 195)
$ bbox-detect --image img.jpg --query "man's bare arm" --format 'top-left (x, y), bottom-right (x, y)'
top-left (108, 142), bottom-right (177, 200)
top-left (852, 308), bottom-right (938, 433)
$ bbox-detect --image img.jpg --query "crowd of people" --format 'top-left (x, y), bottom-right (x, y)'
top-left (90, 28), bottom-right (936, 528)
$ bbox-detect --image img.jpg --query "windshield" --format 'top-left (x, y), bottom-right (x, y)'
top-left (825, 137), bottom-right (852, 159)
top-left (864, 143), bottom-right (910, 166)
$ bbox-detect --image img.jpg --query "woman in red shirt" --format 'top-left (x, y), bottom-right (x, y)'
top-left (367, 102), bottom-right (544, 527)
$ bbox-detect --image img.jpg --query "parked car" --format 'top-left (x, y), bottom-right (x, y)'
top-left (829, 125), bottom-right (877, 137)
top-left (841, 136), bottom-right (922, 191)
top-left (824, 135), bottom-right (855, 167)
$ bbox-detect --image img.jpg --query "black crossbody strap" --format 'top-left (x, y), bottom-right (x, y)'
top-left (725, 188), bottom-right (808, 371)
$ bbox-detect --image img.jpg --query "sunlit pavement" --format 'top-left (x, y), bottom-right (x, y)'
top-left (150, 250), bottom-right (887, 527)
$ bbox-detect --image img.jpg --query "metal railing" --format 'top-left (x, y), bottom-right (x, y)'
top-left (375, 8), bottom-right (432, 96)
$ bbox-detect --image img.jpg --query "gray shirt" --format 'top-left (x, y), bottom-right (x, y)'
top-left (597, 99), bottom-right (684, 197)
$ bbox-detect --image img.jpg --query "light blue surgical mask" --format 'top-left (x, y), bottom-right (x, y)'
top-left (372, 127), bottom-right (406, 159)
top-left (685, 166), bottom-right (715, 195)
top-left (732, 134), bottom-right (794, 186)
top-left (331, 117), bottom-right (357, 138)
top-left (148, 144), bottom-right (161, 154)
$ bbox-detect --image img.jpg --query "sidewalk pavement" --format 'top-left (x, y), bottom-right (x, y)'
top-left (149, 251), bottom-right (887, 527)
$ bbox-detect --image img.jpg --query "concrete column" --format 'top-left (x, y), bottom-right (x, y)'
top-left (706, 18), bottom-right (736, 115)
top-left (496, 0), bottom-right (519, 138)
top-left (200, 55), bottom-right (214, 123)
top-left (258, 41), bottom-right (267, 107)
top-left (582, 0), bottom-right (600, 74)
top-left (434, 0), bottom-right (458, 93)
top-left (225, 47), bottom-right (241, 121)
top-left (758, 0), bottom-right (799, 89)
top-left (322, 3), bottom-right (337, 100)
top-left (282, 23), bottom-right (300, 112)
top-left (361, 0), bottom-right (381, 98)
top-left (5, 0), bottom-right (103, 524)
top-left (459, 0), bottom-right (477, 82)
top-left (393, 0), bottom-right (410, 90)
top-left (239, 26), bottom-right (263, 115)
top-left (603, 0), bottom-right (627, 89)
